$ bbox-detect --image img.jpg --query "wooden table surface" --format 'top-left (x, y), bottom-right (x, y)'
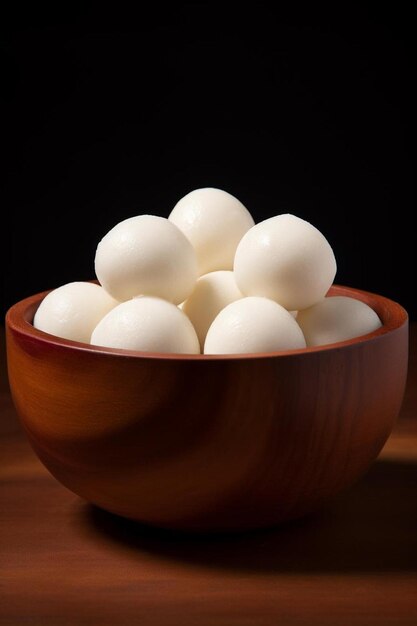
top-left (1, 326), bottom-right (416, 626)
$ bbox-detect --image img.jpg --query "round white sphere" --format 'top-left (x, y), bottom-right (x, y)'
top-left (33, 282), bottom-right (119, 343)
top-left (182, 271), bottom-right (243, 348)
top-left (234, 214), bottom-right (337, 311)
top-left (91, 297), bottom-right (200, 354)
top-left (95, 215), bottom-right (197, 304)
top-left (297, 296), bottom-right (382, 347)
top-left (204, 296), bottom-right (306, 355)
top-left (169, 188), bottom-right (254, 275)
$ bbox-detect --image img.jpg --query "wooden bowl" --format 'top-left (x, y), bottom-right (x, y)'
top-left (6, 285), bottom-right (408, 532)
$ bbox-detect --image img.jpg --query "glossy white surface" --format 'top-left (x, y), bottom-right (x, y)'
top-left (34, 282), bottom-right (118, 343)
top-left (95, 215), bottom-right (197, 303)
top-left (169, 188), bottom-right (254, 275)
top-left (297, 296), bottom-right (382, 346)
top-left (204, 296), bottom-right (306, 354)
top-left (182, 271), bottom-right (243, 348)
top-left (91, 296), bottom-right (200, 354)
top-left (234, 214), bottom-right (336, 311)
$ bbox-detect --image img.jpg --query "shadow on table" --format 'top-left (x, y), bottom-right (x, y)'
top-left (81, 459), bottom-right (417, 573)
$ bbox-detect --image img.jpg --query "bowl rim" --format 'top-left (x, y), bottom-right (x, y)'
top-left (6, 284), bottom-right (408, 361)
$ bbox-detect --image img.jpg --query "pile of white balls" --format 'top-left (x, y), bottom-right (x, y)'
top-left (34, 187), bottom-right (382, 354)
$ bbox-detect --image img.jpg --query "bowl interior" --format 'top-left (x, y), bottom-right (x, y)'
top-left (6, 284), bottom-right (408, 360)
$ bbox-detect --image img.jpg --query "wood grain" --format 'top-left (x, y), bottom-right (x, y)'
top-left (5, 285), bottom-right (408, 531)
top-left (0, 325), bottom-right (416, 625)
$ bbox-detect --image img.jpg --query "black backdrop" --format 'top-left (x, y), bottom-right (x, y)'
top-left (2, 5), bottom-right (415, 318)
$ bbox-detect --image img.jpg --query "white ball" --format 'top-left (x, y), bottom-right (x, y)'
top-left (204, 296), bottom-right (306, 355)
top-left (33, 282), bottom-right (119, 343)
top-left (95, 215), bottom-right (197, 304)
top-left (169, 188), bottom-right (254, 275)
top-left (297, 296), bottom-right (382, 347)
top-left (182, 271), bottom-right (243, 348)
top-left (234, 213), bottom-right (337, 311)
top-left (91, 297), bottom-right (200, 354)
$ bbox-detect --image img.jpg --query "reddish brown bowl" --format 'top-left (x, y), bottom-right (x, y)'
top-left (6, 285), bottom-right (408, 532)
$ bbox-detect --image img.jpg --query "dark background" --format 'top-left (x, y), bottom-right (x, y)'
top-left (2, 5), bottom-right (415, 318)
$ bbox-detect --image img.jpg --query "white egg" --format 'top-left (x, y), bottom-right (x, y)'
top-left (33, 282), bottom-right (119, 343)
top-left (234, 213), bottom-right (337, 311)
top-left (169, 187), bottom-right (254, 275)
top-left (91, 297), bottom-right (200, 354)
top-left (182, 271), bottom-right (243, 348)
top-left (95, 215), bottom-right (197, 304)
top-left (204, 296), bottom-right (306, 355)
top-left (297, 296), bottom-right (382, 347)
